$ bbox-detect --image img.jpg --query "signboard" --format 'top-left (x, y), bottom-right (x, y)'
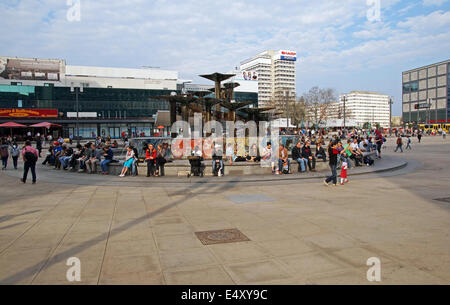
top-left (414, 103), bottom-right (430, 109)
top-left (0, 57), bottom-right (64, 81)
top-left (234, 70), bottom-right (258, 81)
top-left (67, 112), bottom-right (98, 118)
top-left (0, 108), bottom-right (58, 118)
top-left (277, 50), bottom-right (297, 62)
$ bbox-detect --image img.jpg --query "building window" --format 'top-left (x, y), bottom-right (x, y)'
top-left (11, 82), bottom-right (22, 86)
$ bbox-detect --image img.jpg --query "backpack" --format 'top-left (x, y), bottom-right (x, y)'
top-left (0, 146), bottom-right (8, 158)
top-left (11, 146), bottom-right (20, 157)
top-left (24, 151), bottom-right (37, 163)
top-left (282, 162), bottom-right (290, 174)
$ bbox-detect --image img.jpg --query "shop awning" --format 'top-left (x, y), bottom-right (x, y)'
top-left (0, 122), bottom-right (27, 128)
top-left (29, 122), bottom-right (62, 129)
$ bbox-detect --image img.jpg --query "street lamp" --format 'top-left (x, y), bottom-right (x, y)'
top-left (389, 97), bottom-right (394, 130)
top-left (70, 83), bottom-right (84, 145)
top-left (342, 95), bottom-right (347, 134)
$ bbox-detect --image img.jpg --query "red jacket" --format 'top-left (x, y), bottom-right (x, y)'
top-left (145, 149), bottom-right (156, 160)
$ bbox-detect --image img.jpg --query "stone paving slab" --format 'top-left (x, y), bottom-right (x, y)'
top-left (0, 137), bottom-right (449, 285)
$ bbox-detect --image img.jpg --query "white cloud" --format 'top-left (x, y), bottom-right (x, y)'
top-left (422, 0), bottom-right (448, 6)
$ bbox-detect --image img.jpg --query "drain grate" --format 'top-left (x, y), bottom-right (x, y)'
top-left (195, 228), bottom-right (250, 245)
top-left (434, 197), bottom-right (450, 203)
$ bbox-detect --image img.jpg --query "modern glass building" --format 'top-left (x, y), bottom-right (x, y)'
top-left (0, 83), bottom-right (172, 138)
top-left (402, 59), bottom-right (450, 124)
top-left (0, 56), bottom-right (259, 139)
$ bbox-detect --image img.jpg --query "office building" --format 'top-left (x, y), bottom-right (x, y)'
top-left (240, 50), bottom-right (296, 108)
top-left (402, 59), bottom-right (450, 124)
top-left (339, 91), bottom-right (391, 128)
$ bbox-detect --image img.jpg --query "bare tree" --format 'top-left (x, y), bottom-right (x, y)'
top-left (304, 87), bottom-right (337, 128)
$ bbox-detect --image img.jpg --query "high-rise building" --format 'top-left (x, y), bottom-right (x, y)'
top-left (402, 59), bottom-right (449, 124)
top-left (240, 50), bottom-right (296, 108)
top-left (339, 91), bottom-right (391, 128)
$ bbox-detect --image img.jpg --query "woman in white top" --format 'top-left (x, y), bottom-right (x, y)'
top-left (119, 146), bottom-right (135, 177)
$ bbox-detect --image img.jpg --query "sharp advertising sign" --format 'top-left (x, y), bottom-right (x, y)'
top-left (0, 57), bottom-right (64, 81)
top-left (278, 50), bottom-right (297, 62)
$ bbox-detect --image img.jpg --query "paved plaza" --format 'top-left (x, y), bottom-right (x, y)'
top-left (0, 137), bottom-right (449, 285)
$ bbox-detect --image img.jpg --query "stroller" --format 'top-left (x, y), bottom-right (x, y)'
top-left (188, 155), bottom-right (205, 177)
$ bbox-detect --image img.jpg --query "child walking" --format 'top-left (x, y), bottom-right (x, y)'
top-left (340, 161), bottom-right (349, 185)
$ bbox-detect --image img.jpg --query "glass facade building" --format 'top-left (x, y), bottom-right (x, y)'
top-left (0, 84), bottom-right (258, 139)
top-left (402, 59), bottom-right (450, 124)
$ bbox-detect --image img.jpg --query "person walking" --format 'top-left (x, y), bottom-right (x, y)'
top-left (324, 140), bottom-right (339, 187)
top-left (395, 136), bottom-right (403, 153)
top-left (0, 139), bottom-right (9, 170)
top-left (20, 141), bottom-right (39, 184)
top-left (10, 142), bottom-right (20, 170)
top-left (418, 132), bottom-right (422, 143)
top-left (405, 136), bottom-right (412, 150)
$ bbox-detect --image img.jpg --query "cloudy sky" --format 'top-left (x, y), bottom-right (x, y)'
top-left (1, 0), bottom-right (450, 115)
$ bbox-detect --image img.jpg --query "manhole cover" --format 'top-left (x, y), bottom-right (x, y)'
top-left (434, 197), bottom-right (450, 203)
top-left (195, 228), bottom-right (250, 245)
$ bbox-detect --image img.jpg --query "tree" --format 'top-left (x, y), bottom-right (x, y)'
top-left (304, 87), bottom-right (337, 128)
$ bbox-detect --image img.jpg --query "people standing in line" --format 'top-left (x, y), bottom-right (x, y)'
top-left (9, 142), bottom-right (20, 170)
top-left (119, 146), bottom-right (135, 177)
top-left (20, 141), bottom-right (38, 184)
top-left (395, 136), bottom-right (403, 153)
top-left (145, 143), bottom-right (157, 177)
top-left (0, 139), bottom-right (9, 170)
top-left (156, 143), bottom-right (167, 177)
top-left (324, 140), bottom-right (339, 187)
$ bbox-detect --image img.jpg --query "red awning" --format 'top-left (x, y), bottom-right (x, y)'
top-left (29, 122), bottom-right (62, 129)
top-left (0, 122), bottom-right (27, 128)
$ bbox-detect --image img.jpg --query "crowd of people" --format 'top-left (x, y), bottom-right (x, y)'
top-left (1, 126), bottom-right (446, 183)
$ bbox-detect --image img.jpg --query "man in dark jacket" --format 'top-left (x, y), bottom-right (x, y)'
top-left (292, 142), bottom-right (307, 172)
top-left (316, 143), bottom-right (326, 162)
top-left (100, 145), bottom-right (114, 174)
top-left (301, 141), bottom-right (316, 172)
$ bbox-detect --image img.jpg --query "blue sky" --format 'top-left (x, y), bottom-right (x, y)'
top-left (1, 0), bottom-right (450, 115)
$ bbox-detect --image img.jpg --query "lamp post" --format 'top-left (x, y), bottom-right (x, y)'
top-left (389, 97), bottom-right (394, 130)
top-left (70, 83), bottom-right (83, 145)
top-left (342, 95), bottom-right (347, 134)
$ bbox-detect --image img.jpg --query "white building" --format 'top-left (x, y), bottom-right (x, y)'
top-left (339, 91), bottom-right (391, 128)
top-left (0, 56), bottom-right (179, 90)
top-left (240, 50), bottom-right (296, 107)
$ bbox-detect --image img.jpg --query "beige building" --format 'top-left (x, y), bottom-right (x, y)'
top-left (339, 91), bottom-right (392, 128)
